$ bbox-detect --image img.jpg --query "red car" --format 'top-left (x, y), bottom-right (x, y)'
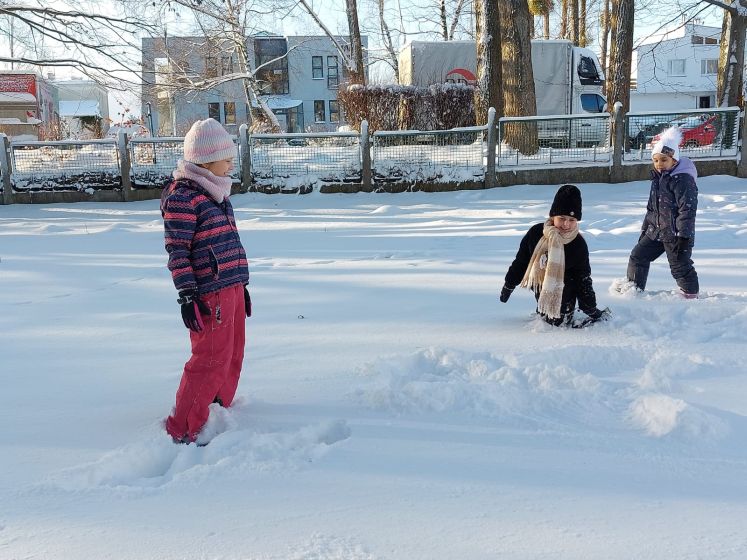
top-left (650, 115), bottom-right (720, 149)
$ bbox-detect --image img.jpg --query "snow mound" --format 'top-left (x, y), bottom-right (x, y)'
top-left (284, 534), bottom-right (376, 560)
top-left (628, 394), bottom-right (729, 439)
top-left (352, 347), bottom-right (610, 428)
top-left (46, 404), bottom-right (351, 491)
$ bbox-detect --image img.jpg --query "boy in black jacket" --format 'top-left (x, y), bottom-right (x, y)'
top-left (499, 184), bottom-right (610, 327)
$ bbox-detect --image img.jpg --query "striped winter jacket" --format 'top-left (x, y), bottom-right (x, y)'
top-left (160, 179), bottom-right (249, 295)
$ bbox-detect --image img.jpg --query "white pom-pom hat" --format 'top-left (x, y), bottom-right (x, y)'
top-left (651, 126), bottom-right (682, 161)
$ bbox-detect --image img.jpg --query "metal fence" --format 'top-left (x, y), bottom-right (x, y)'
top-left (498, 114), bottom-right (611, 167)
top-left (372, 127), bottom-right (486, 182)
top-left (249, 132), bottom-right (361, 187)
top-left (10, 139), bottom-right (120, 191)
top-left (129, 136), bottom-right (240, 188)
top-left (1, 108), bottom-right (745, 198)
top-left (624, 107), bottom-right (741, 161)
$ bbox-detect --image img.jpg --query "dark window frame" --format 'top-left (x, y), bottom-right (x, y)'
top-left (314, 99), bottom-right (326, 122)
top-left (208, 102), bottom-right (221, 122)
top-left (327, 55), bottom-right (339, 89)
top-left (312, 56), bottom-right (324, 79)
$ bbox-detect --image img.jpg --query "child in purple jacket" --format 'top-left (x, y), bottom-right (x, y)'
top-left (160, 118), bottom-right (251, 444)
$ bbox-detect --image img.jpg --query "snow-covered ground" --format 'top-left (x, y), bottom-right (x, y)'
top-left (1, 175), bottom-right (746, 559)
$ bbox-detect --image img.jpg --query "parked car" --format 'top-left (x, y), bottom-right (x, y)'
top-left (649, 114), bottom-right (720, 149)
top-left (629, 120), bottom-right (669, 149)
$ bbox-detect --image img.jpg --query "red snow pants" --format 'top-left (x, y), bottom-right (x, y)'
top-left (166, 283), bottom-right (246, 442)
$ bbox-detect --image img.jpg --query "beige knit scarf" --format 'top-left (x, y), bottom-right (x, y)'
top-left (520, 219), bottom-right (579, 319)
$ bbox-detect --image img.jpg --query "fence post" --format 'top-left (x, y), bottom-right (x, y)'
top-left (117, 130), bottom-right (133, 202)
top-left (0, 134), bottom-right (12, 205)
top-left (737, 110), bottom-right (747, 178)
top-left (360, 120), bottom-right (372, 190)
top-left (239, 123), bottom-right (251, 192)
top-left (485, 107), bottom-right (497, 189)
top-left (610, 101), bottom-right (625, 182)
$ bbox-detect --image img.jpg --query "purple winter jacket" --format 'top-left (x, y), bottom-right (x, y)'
top-left (642, 157), bottom-right (698, 243)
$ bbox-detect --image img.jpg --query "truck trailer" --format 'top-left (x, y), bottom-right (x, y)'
top-left (397, 39), bottom-right (607, 117)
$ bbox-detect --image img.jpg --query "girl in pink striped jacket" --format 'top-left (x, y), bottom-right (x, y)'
top-left (160, 118), bottom-right (251, 445)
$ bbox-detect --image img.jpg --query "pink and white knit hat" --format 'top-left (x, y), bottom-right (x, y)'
top-left (183, 118), bottom-right (236, 164)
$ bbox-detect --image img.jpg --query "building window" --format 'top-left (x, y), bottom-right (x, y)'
top-left (705, 37), bottom-right (718, 45)
top-left (691, 35), bottom-right (704, 45)
top-left (327, 55), bottom-right (339, 89)
top-left (667, 59), bottom-right (686, 76)
top-left (701, 59), bottom-right (718, 75)
top-left (312, 56), bottom-right (324, 79)
top-left (224, 102), bottom-right (236, 124)
top-left (220, 56), bottom-right (234, 76)
top-left (329, 100), bottom-right (339, 122)
top-left (206, 56), bottom-right (218, 79)
top-left (208, 102), bottom-right (220, 121)
top-left (314, 100), bottom-right (325, 122)
top-left (255, 37), bottom-right (289, 95)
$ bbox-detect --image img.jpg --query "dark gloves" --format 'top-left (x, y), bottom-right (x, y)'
top-left (674, 236), bottom-right (690, 255)
top-left (587, 307), bottom-right (612, 323)
top-left (177, 289), bottom-right (210, 332)
top-left (244, 285), bottom-right (252, 317)
top-left (499, 285), bottom-right (514, 303)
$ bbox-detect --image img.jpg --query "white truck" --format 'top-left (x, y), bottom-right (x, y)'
top-left (398, 39), bottom-right (608, 146)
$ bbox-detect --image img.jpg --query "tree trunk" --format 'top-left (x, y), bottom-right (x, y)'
top-left (345, 0), bottom-right (366, 85)
top-left (500, 0), bottom-right (538, 154)
top-left (544, 11), bottom-right (550, 40)
top-left (560, 0), bottom-right (568, 39)
top-left (571, 0), bottom-right (580, 45)
top-left (474, 0), bottom-right (503, 124)
top-left (378, 0), bottom-right (399, 80)
top-left (600, 0), bottom-right (610, 75)
top-left (579, 0), bottom-right (587, 47)
top-left (234, 39), bottom-right (280, 132)
top-left (440, 0), bottom-right (449, 40)
top-left (606, 0), bottom-right (634, 113)
top-left (717, 8), bottom-right (747, 108)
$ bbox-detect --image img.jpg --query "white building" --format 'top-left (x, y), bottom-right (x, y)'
top-left (54, 79), bottom-right (110, 139)
top-left (631, 23), bottom-right (721, 111)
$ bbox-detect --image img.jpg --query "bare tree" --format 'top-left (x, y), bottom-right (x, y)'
top-left (698, 0), bottom-right (747, 107)
top-left (296, 0), bottom-right (366, 85)
top-left (500, 0), bottom-right (538, 154)
top-left (474, 0), bottom-right (502, 123)
top-left (0, 2), bottom-right (154, 84)
top-left (599, 0), bottom-right (610, 74)
top-left (528, 0), bottom-right (553, 40)
top-left (150, 0), bottom-right (286, 132)
top-left (606, 0), bottom-right (634, 112)
top-left (377, 0), bottom-right (400, 79)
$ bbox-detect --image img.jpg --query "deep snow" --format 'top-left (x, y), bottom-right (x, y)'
top-left (1, 175), bottom-right (746, 559)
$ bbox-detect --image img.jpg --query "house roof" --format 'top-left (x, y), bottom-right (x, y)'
top-left (0, 92), bottom-right (36, 104)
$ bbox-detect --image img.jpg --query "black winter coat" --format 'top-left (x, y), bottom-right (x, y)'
top-left (504, 223), bottom-right (598, 315)
top-left (642, 157), bottom-right (698, 243)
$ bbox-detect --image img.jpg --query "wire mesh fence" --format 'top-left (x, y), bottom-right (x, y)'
top-left (372, 127), bottom-right (486, 182)
top-left (250, 132), bottom-right (361, 187)
top-left (624, 108), bottom-right (741, 161)
top-left (129, 137), bottom-right (240, 188)
top-left (10, 139), bottom-right (120, 191)
top-left (497, 114), bottom-right (611, 167)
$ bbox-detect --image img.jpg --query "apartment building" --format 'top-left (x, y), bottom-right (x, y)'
top-left (141, 33), bottom-right (367, 135)
top-left (631, 22), bottom-right (721, 111)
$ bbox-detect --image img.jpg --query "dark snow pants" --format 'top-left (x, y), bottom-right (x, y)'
top-left (166, 283), bottom-right (246, 442)
top-left (626, 235), bottom-right (699, 295)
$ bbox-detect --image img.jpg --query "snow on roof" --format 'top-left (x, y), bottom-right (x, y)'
top-left (0, 92), bottom-right (36, 103)
top-left (59, 100), bottom-right (101, 118)
top-left (260, 95), bottom-right (303, 110)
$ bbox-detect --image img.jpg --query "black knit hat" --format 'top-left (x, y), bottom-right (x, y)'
top-left (549, 184), bottom-right (582, 220)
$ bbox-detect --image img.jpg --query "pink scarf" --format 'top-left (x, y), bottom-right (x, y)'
top-left (173, 159), bottom-right (232, 203)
